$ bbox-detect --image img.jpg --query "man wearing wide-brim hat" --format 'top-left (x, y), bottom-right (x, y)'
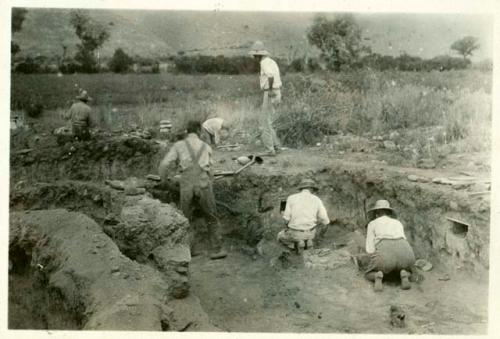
top-left (277, 178), bottom-right (330, 252)
top-left (248, 40), bottom-right (282, 156)
top-left (67, 90), bottom-right (94, 141)
top-left (364, 199), bottom-right (416, 292)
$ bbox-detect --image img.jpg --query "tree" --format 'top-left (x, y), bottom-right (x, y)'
top-left (451, 36), bottom-right (480, 60)
top-left (109, 48), bottom-right (134, 73)
top-left (307, 14), bottom-right (369, 71)
top-left (70, 10), bottom-right (110, 72)
top-left (11, 8), bottom-right (28, 56)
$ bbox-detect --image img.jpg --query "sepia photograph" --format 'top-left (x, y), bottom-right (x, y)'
top-left (2, 0), bottom-right (498, 336)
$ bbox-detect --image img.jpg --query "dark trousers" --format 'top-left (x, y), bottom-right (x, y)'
top-left (179, 176), bottom-right (222, 251)
top-left (72, 124), bottom-right (90, 141)
top-left (200, 127), bottom-right (216, 145)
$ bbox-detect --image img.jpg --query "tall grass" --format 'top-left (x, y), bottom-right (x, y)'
top-left (273, 70), bottom-right (491, 152)
top-left (11, 70), bottom-right (491, 155)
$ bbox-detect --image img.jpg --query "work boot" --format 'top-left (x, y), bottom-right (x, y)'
top-left (400, 269), bottom-right (411, 290)
top-left (374, 271), bottom-right (384, 292)
top-left (209, 249), bottom-right (227, 260)
top-left (294, 240), bottom-right (305, 255)
top-left (304, 239), bottom-right (314, 250)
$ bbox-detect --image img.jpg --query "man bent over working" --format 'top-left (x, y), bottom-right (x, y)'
top-left (277, 178), bottom-right (330, 252)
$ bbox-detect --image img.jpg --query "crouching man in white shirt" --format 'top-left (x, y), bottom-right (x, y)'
top-left (364, 200), bottom-right (416, 292)
top-left (277, 178), bottom-right (330, 252)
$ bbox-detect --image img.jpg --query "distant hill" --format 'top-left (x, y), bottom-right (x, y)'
top-left (12, 9), bottom-right (493, 61)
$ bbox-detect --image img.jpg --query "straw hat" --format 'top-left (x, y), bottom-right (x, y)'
top-left (298, 178), bottom-right (318, 191)
top-left (248, 40), bottom-right (270, 56)
top-left (76, 90), bottom-right (92, 102)
top-left (367, 200), bottom-right (396, 220)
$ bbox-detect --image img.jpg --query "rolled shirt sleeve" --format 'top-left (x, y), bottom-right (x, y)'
top-left (208, 145), bottom-right (214, 172)
top-left (158, 146), bottom-right (178, 180)
top-left (317, 200), bottom-right (330, 225)
top-left (283, 197), bottom-right (292, 223)
top-left (213, 131), bottom-right (220, 145)
top-left (260, 57), bottom-right (282, 90)
top-left (365, 222), bottom-right (376, 254)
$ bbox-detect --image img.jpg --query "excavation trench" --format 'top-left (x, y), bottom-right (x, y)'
top-left (9, 136), bottom-right (490, 333)
top-left (192, 169), bottom-right (489, 333)
top-left (10, 169), bottom-right (489, 333)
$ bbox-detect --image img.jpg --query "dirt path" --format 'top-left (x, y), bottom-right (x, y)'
top-left (190, 241), bottom-right (488, 334)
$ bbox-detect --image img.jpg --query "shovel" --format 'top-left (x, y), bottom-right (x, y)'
top-left (214, 155), bottom-right (263, 180)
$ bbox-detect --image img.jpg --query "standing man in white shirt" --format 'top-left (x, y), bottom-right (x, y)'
top-left (364, 200), bottom-right (416, 292)
top-left (277, 178), bottom-right (330, 252)
top-left (248, 40), bottom-right (282, 156)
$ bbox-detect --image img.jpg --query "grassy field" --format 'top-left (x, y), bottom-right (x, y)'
top-left (11, 70), bottom-right (492, 162)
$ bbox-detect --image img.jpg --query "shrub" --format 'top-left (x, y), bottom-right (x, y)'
top-left (109, 48), bottom-right (134, 73)
top-left (358, 53), bottom-right (471, 72)
top-left (25, 99), bottom-right (44, 118)
top-left (59, 59), bottom-right (82, 74)
top-left (473, 59), bottom-right (493, 72)
top-left (14, 57), bottom-right (43, 74)
top-left (133, 57), bottom-right (160, 73)
top-left (74, 49), bottom-right (99, 73)
top-left (426, 55), bottom-right (470, 71)
top-left (173, 55), bottom-right (258, 74)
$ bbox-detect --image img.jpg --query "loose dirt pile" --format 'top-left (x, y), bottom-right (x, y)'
top-left (10, 131), bottom-right (165, 184)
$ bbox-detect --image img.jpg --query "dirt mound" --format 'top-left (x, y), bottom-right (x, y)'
top-left (9, 209), bottom-right (217, 331)
top-left (10, 134), bottom-right (166, 183)
top-left (11, 181), bottom-right (193, 298)
top-left (110, 197), bottom-right (191, 298)
top-left (10, 209), bottom-right (170, 330)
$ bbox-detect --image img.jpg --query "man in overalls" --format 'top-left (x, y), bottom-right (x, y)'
top-left (159, 120), bottom-right (227, 259)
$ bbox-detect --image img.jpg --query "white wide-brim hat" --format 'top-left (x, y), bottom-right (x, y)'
top-left (298, 178), bottom-right (318, 191)
top-left (248, 40), bottom-right (270, 56)
top-left (367, 199), bottom-right (397, 219)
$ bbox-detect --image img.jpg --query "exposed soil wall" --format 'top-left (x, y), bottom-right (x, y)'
top-left (11, 135), bottom-right (490, 275)
top-left (214, 168), bottom-right (489, 275)
top-left (9, 210), bottom-right (172, 330)
top-left (9, 248), bottom-right (82, 329)
top-left (9, 209), bottom-right (218, 331)
top-left (11, 181), bottom-right (192, 299)
top-left (10, 135), bottom-right (490, 333)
